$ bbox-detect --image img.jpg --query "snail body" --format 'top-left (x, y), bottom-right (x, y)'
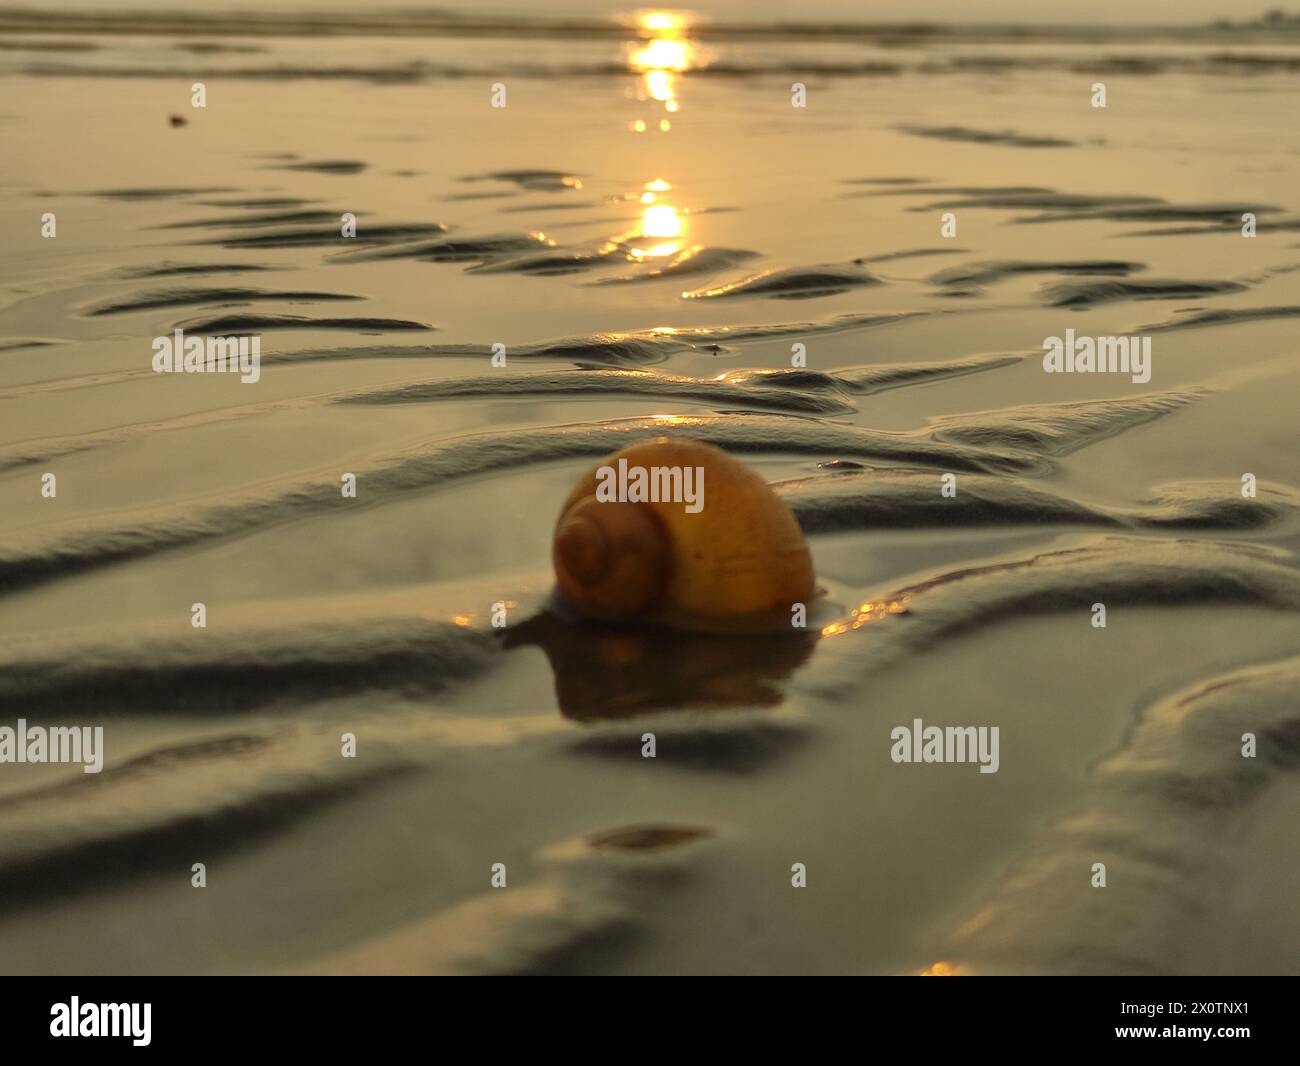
top-left (552, 438), bottom-right (815, 619)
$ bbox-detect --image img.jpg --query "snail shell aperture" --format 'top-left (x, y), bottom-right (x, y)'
top-left (552, 438), bottom-right (815, 619)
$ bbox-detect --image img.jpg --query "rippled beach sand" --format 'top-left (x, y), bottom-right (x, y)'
top-left (0, 4), bottom-right (1297, 975)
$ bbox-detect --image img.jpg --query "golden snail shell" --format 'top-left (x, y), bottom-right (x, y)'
top-left (552, 438), bottom-right (815, 619)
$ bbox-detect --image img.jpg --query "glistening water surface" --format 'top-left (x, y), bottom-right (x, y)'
top-left (0, 6), bottom-right (1297, 974)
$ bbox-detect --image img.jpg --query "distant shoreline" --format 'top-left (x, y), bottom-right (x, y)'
top-left (1, 7), bottom-right (1299, 45)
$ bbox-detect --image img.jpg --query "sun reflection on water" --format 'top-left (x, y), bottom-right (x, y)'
top-left (630, 178), bottom-right (683, 259)
top-left (820, 596), bottom-right (911, 637)
top-left (628, 10), bottom-right (696, 128)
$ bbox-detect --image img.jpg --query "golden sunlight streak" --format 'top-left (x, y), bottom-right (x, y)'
top-left (820, 596), bottom-right (911, 637)
top-left (628, 10), bottom-right (696, 121)
top-left (629, 179), bottom-right (684, 259)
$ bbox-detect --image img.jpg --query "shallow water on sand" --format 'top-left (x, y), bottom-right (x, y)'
top-left (0, 8), bottom-right (1297, 974)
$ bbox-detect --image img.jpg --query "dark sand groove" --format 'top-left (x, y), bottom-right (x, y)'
top-left (443, 190), bottom-right (517, 202)
top-left (172, 312), bottom-right (434, 333)
top-left (79, 186), bottom-right (238, 201)
top-left (271, 159), bottom-right (366, 174)
top-left (929, 259), bottom-right (1142, 289)
top-left (670, 311), bottom-right (923, 344)
top-left (24, 59), bottom-right (513, 82)
top-left (459, 169), bottom-right (582, 191)
top-left (336, 357), bottom-right (1018, 412)
top-left (465, 248), bottom-right (622, 276)
top-left (337, 367), bottom-right (858, 415)
top-left (1041, 277), bottom-right (1248, 308)
top-left (496, 201), bottom-right (606, 214)
top-left (1140, 305), bottom-right (1300, 332)
top-left (193, 197), bottom-right (316, 209)
top-left (0, 337), bottom-right (60, 352)
top-left (155, 209), bottom-right (345, 230)
top-left (897, 125), bottom-right (1075, 148)
top-left (1013, 202), bottom-right (1283, 225)
top-left (778, 472), bottom-right (1299, 533)
top-left (9, 734), bottom-right (275, 800)
top-left (909, 192), bottom-right (1162, 213)
top-left (269, 333), bottom-right (690, 367)
top-left (857, 247), bottom-right (969, 263)
top-left (328, 232), bottom-right (552, 263)
top-left (113, 262), bottom-right (277, 278)
top-left (682, 263), bottom-right (883, 300)
top-left (82, 287), bottom-right (364, 316)
top-left (855, 185), bottom-right (1054, 198)
top-left (272, 327), bottom-right (745, 367)
top-left (0, 39), bottom-right (99, 52)
top-left (808, 538), bottom-right (1300, 687)
top-left (0, 615), bottom-right (498, 713)
top-left (707, 355), bottom-right (1023, 398)
top-left (173, 42), bottom-right (266, 55)
top-left (1124, 216), bottom-right (1300, 238)
top-left (859, 185), bottom-right (1277, 230)
top-left (201, 222), bottom-right (449, 249)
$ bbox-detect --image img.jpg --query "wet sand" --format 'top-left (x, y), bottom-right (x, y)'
top-left (0, 6), bottom-right (1297, 975)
